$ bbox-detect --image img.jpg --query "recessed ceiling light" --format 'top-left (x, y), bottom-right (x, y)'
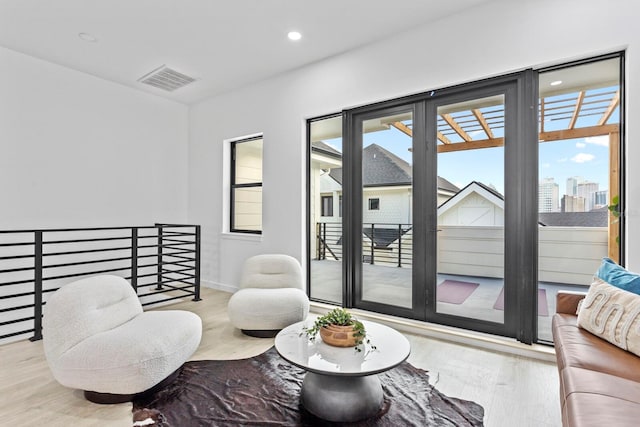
top-left (550, 80), bottom-right (562, 86)
top-left (78, 32), bottom-right (98, 43)
top-left (287, 31), bottom-right (302, 41)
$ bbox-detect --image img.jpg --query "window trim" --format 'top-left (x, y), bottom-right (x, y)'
top-left (230, 135), bottom-right (263, 234)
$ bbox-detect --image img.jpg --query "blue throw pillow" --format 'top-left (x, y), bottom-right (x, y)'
top-left (596, 257), bottom-right (640, 295)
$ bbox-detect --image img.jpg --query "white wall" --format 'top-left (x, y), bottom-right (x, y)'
top-left (437, 226), bottom-right (607, 286)
top-left (0, 46), bottom-right (189, 229)
top-left (189, 0), bottom-right (640, 290)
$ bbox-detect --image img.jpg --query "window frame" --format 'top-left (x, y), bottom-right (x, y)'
top-left (230, 136), bottom-right (263, 234)
top-left (306, 51), bottom-right (624, 347)
top-left (368, 198), bottom-right (380, 210)
top-left (320, 195), bottom-right (334, 217)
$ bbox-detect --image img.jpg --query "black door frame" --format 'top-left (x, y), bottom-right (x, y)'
top-left (342, 70), bottom-right (538, 342)
top-left (343, 102), bottom-right (426, 321)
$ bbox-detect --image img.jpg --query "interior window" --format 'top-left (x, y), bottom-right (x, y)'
top-left (230, 136), bottom-right (263, 233)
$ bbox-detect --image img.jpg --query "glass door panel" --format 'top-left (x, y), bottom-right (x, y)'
top-left (360, 111), bottom-right (414, 309)
top-left (324, 70), bottom-right (535, 341)
top-left (537, 57), bottom-right (622, 342)
top-left (435, 95), bottom-right (506, 324)
top-left (309, 115), bottom-right (343, 304)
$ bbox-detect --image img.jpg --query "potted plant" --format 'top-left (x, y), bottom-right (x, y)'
top-left (302, 307), bottom-right (375, 352)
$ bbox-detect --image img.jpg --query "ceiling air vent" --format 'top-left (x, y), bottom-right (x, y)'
top-left (138, 65), bottom-right (196, 92)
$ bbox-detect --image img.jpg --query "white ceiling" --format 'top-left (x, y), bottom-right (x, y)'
top-left (0, 0), bottom-right (491, 105)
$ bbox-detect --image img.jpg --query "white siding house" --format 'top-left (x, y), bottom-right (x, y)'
top-left (438, 182), bottom-right (504, 226)
top-left (313, 142), bottom-right (459, 226)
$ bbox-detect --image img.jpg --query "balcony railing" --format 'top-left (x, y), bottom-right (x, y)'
top-left (316, 222), bottom-right (413, 267)
top-left (0, 223), bottom-right (200, 343)
top-left (316, 221), bottom-right (608, 286)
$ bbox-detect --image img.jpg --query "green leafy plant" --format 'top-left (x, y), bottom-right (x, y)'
top-left (608, 195), bottom-right (621, 244)
top-left (302, 307), bottom-right (375, 352)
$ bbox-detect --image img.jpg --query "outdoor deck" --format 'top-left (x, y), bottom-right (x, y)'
top-left (310, 259), bottom-right (588, 342)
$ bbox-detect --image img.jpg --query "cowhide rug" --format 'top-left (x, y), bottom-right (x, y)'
top-left (132, 347), bottom-right (484, 426)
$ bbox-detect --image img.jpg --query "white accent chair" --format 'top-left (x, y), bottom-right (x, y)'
top-left (43, 275), bottom-right (202, 403)
top-left (228, 254), bottom-right (309, 337)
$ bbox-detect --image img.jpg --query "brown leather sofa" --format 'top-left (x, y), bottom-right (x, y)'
top-left (552, 291), bottom-right (640, 426)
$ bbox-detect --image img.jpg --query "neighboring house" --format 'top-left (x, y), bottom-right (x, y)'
top-left (438, 181), bottom-right (504, 226)
top-left (315, 142), bottom-right (459, 226)
top-left (437, 181), bottom-right (608, 227)
top-left (311, 142), bottom-right (459, 262)
top-left (315, 141), bottom-right (344, 224)
top-left (312, 144), bottom-right (608, 280)
top-left (310, 141), bottom-right (344, 260)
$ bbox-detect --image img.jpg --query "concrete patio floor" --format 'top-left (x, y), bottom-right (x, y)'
top-left (310, 259), bottom-right (588, 342)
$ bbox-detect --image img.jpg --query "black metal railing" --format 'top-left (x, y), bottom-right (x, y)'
top-left (316, 222), bottom-right (342, 261)
top-left (0, 223), bottom-right (200, 343)
top-left (316, 222), bottom-right (413, 267)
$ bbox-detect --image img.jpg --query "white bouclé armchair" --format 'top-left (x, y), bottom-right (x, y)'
top-left (228, 254), bottom-right (309, 337)
top-left (43, 275), bottom-right (202, 403)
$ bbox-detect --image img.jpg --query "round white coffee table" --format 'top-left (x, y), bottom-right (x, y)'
top-left (274, 319), bottom-right (411, 422)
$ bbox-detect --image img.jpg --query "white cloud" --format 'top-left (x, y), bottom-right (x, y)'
top-left (571, 153), bottom-right (596, 163)
top-left (557, 157), bottom-right (568, 163)
top-left (585, 135), bottom-right (609, 147)
top-left (541, 162), bottom-right (551, 168)
top-left (575, 142), bottom-right (586, 148)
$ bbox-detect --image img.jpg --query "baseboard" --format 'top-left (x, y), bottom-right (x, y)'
top-left (201, 280), bottom-right (238, 294)
top-left (310, 303), bottom-right (556, 363)
top-left (198, 285), bottom-right (555, 362)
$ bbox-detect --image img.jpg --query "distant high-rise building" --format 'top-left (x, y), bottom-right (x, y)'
top-left (562, 195), bottom-right (586, 212)
top-left (539, 177), bottom-right (560, 212)
top-left (594, 190), bottom-right (608, 209)
top-left (566, 176), bottom-right (584, 196)
top-left (577, 181), bottom-right (599, 211)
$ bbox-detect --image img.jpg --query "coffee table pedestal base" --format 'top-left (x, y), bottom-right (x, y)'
top-left (301, 372), bottom-right (383, 422)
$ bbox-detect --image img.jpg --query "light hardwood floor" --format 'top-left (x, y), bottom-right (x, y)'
top-left (0, 288), bottom-right (561, 426)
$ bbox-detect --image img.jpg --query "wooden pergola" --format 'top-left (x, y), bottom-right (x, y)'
top-left (388, 87), bottom-right (621, 261)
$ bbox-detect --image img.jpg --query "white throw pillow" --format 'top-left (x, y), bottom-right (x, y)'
top-left (577, 277), bottom-right (640, 357)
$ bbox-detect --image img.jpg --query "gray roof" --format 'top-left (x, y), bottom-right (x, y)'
top-left (473, 181), bottom-right (504, 200)
top-left (329, 167), bottom-right (342, 184)
top-left (311, 141), bottom-right (342, 158)
top-left (437, 175), bottom-right (461, 194)
top-left (362, 143), bottom-right (412, 187)
top-left (538, 211), bottom-right (608, 227)
top-left (328, 143), bottom-right (459, 192)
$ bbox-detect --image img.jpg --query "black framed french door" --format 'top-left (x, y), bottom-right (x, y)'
top-left (343, 102), bottom-right (427, 321)
top-left (343, 70), bottom-right (538, 342)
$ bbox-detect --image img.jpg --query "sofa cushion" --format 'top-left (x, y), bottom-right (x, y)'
top-left (560, 367), bottom-right (640, 427)
top-left (561, 366), bottom-right (640, 405)
top-left (577, 278), bottom-right (640, 358)
top-left (564, 390), bottom-right (640, 427)
top-left (552, 312), bottom-right (640, 382)
top-left (596, 257), bottom-right (640, 295)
